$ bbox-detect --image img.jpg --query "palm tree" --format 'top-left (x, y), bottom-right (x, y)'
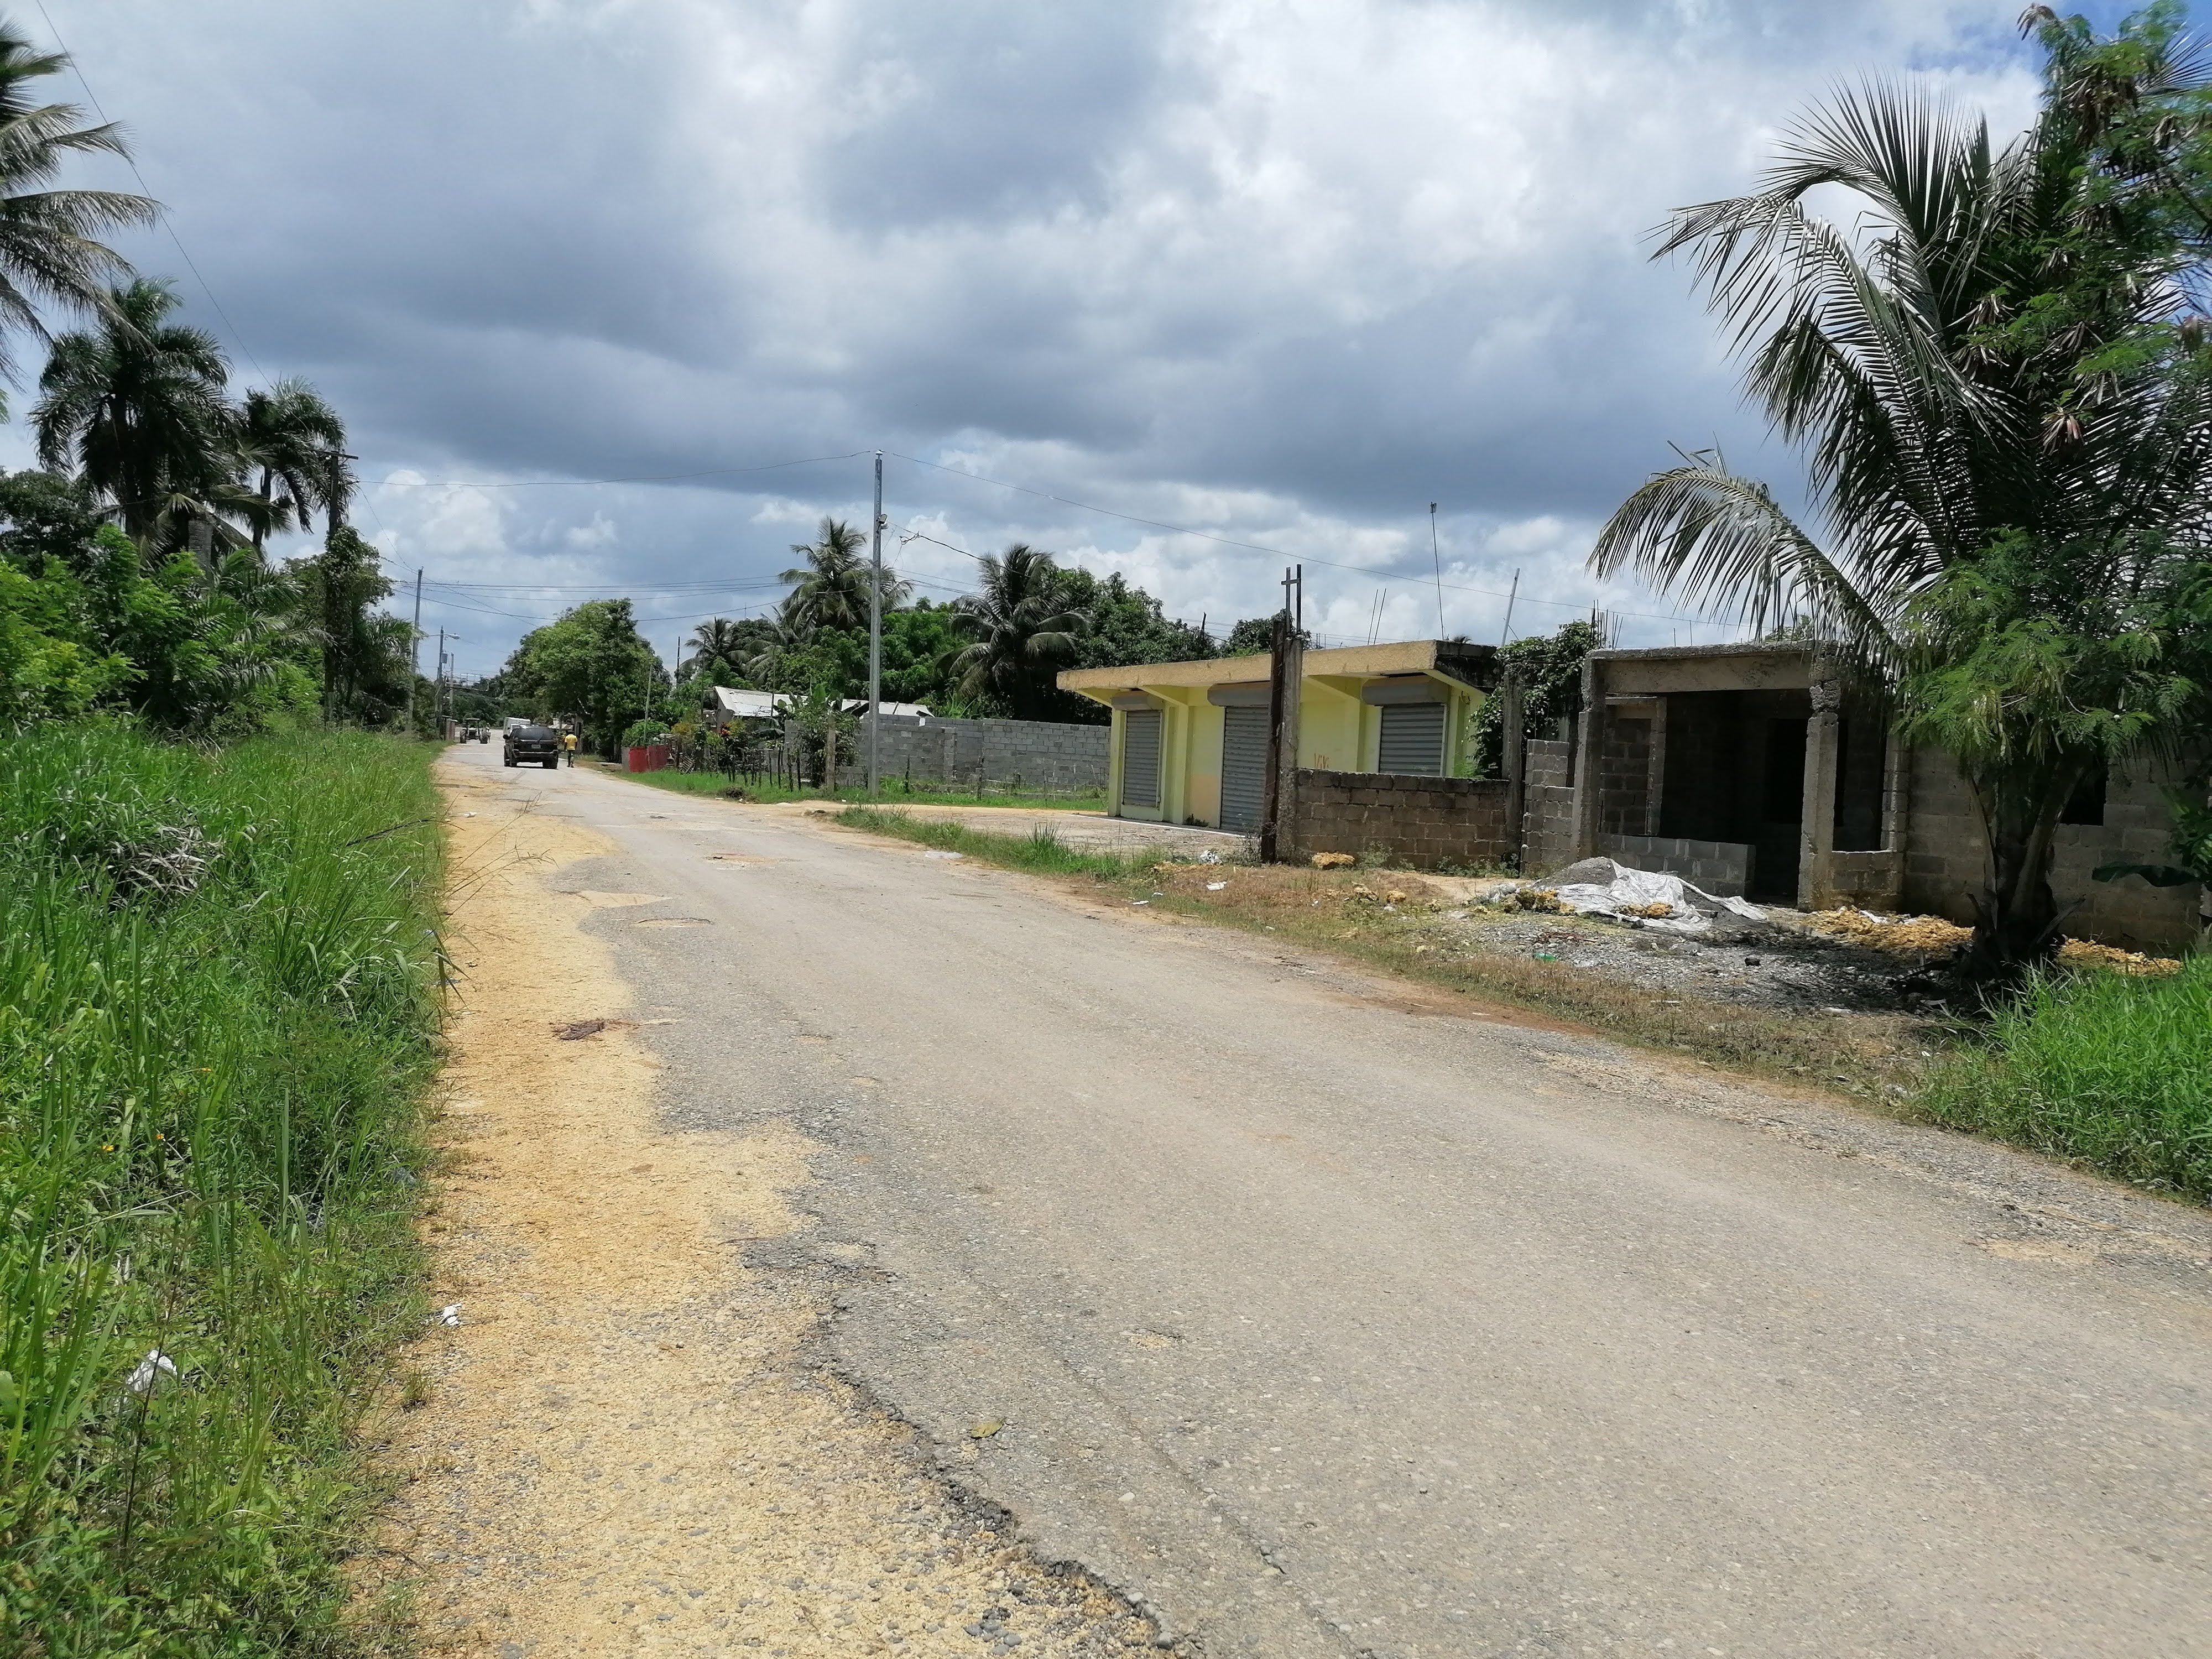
top-left (33, 277), bottom-right (244, 547)
top-left (0, 20), bottom-right (156, 395)
top-left (779, 515), bottom-right (910, 632)
top-left (741, 595), bottom-right (813, 688)
top-left (237, 378), bottom-right (347, 552)
top-left (685, 617), bottom-right (749, 681)
top-left (947, 544), bottom-right (1088, 719)
top-left (1589, 34), bottom-right (2212, 978)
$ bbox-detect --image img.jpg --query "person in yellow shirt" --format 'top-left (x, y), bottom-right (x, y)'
top-left (561, 731), bottom-right (579, 766)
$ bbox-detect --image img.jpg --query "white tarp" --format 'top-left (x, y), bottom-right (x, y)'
top-left (1541, 864), bottom-right (1766, 934)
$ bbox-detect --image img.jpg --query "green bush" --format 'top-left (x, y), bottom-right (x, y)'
top-left (1921, 957), bottom-right (2212, 1199)
top-left (0, 721), bottom-right (442, 1655)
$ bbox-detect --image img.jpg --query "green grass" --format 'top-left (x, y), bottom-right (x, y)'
top-left (836, 806), bottom-right (1168, 875)
top-left (614, 764), bottom-right (1105, 813)
top-left (1921, 956), bottom-right (2212, 1200)
top-left (0, 720), bottom-right (444, 1656)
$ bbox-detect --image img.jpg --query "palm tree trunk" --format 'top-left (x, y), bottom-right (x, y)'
top-left (1964, 778), bottom-right (2069, 981)
top-left (254, 467), bottom-right (270, 555)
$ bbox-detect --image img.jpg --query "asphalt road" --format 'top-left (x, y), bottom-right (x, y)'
top-left (472, 745), bottom-right (2212, 1659)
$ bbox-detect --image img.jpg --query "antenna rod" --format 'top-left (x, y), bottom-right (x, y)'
top-left (1429, 504), bottom-right (1446, 638)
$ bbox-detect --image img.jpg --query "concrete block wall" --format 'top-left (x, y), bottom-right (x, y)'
top-left (1522, 739), bottom-right (1576, 873)
top-left (1292, 769), bottom-right (1514, 870)
top-left (1900, 744), bottom-right (2201, 952)
top-left (1825, 849), bottom-right (1905, 911)
top-left (1597, 715), bottom-right (1653, 838)
top-left (1598, 834), bottom-right (1752, 897)
top-left (873, 714), bottom-right (1109, 792)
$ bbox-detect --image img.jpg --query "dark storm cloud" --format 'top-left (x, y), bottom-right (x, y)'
top-left (23, 0), bottom-right (2042, 667)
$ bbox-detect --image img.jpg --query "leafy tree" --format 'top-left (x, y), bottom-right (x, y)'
top-left (32, 278), bottom-right (246, 550)
top-left (499, 598), bottom-right (662, 753)
top-left (947, 544), bottom-right (1088, 721)
top-left (237, 378), bottom-right (347, 551)
top-left (1220, 615), bottom-right (1279, 656)
top-left (780, 515), bottom-right (909, 633)
top-left (1465, 620), bottom-right (1601, 779)
top-left (0, 20), bottom-right (156, 395)
top-left (1589, 11), bottom-right (2212, 978)
top-left (290, 525), bottom-right (410, 722)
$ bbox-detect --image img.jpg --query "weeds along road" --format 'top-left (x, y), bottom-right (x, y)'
top-left (439, 742), bottom-right (2212, 1659)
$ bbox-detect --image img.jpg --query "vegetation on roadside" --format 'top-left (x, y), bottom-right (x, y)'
top-left (836, 806), bottom-right (1156, 877)
top-left (630, 768), bottom-right (1104, 812)
top-left (1923, 956), bottom-right (2212, 1199)
top-left (0, 723), bottom-right (442, 1653)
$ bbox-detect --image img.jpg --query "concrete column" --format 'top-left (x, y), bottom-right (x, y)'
top-left (1569, 655), bottom-right (1607, 861)
top-left (1798, 672), bottom-right (1842, 910)
top-left (1501, 673), bottom-right (1526, 872)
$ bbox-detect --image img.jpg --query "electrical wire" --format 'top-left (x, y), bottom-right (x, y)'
top-left (379, 451), bottom-right (872, 491)
top-left (885, 448), bottom-right (1737, 631)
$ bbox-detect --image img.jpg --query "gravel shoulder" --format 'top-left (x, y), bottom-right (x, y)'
top-left (361, 754), bottom-right (1154, 1657)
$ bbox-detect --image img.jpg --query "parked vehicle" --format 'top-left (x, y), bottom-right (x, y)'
top-left (503, 723), bottom-right (562, 768)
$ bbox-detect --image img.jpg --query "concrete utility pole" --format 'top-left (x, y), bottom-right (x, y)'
top-left (406, 568), bottom-right (424, 730)
top-left (435, 628), bottom-right (445, 733)
top-left (1260, 565), bottom-right (1305, 863)
top-left (1499, 567), bottom-right (1520, 649)
top-left (867, 451), bottom-right (885, 797)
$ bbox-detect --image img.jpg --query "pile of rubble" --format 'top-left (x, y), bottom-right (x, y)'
top-left (1477, 857), bottom-right (1773, 940)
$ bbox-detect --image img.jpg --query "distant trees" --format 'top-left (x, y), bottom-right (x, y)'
top-left (946, 544), bottom-right (1088, 720)
top-left (1590, 8), bottom-right (2212, 978)
top-left (497, 599), bottom-right (662, 753)
top-left (780, 516), bottom-right (909, 633)
top-left (0, 17), bottom-right (409, 738)
top-left (238, 378), bottom-right (349, 549)
top-left (32, 279), bottom-right (243, 551)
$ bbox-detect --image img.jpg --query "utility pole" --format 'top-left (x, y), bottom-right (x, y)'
top-left (1499, 567), bottom-right (1520, 649)
top-left (867, 450), bottom-right (885, 797)
top-left (435, 628), bottom-right (445, 735)
top-left (1261, 565), bottom-right (1305, 864)
top-left (405, 568), bottom-right (424, 731)
top-left (1429, 503), bottom-right (1446, 639)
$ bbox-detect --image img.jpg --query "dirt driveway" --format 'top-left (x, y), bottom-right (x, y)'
top-left (390, 742), bottom-right (2212, 1659)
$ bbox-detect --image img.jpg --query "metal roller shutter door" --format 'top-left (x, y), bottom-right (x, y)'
top-left (1121, 708), bottom-right (1163, 807)
top-left (1378, 701), bottom-right (1446, 776)
top-left (1218, 705), bottom-right (1268, 830)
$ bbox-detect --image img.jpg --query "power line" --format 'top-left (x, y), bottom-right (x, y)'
top-left (885, 448), bottom-right (1737, 630)
top-left (34, 0), bottom-right (269, 385)
top-left (378, 451), bottom-right (872, 491)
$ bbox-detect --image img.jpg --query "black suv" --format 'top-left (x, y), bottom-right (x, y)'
top-left (503, 724), bottom-right (562, 768)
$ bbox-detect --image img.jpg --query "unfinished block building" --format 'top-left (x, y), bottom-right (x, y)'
top-left (1525, 643), bottom-right (2199, 953)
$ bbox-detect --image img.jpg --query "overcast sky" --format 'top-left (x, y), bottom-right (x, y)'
top-left (11, 1), bottom-right (2114, 675)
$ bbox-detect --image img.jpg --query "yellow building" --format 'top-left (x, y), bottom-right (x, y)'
top-left (1057, 640), bottom-right (1496, 828)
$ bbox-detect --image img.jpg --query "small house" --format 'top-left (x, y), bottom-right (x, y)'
top-left (1057, 640), bottom-right (1496, 830)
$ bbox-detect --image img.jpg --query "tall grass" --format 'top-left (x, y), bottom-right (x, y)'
top-left (0, 721), bottom-right (443, 1655)
top-left (1921, 957), bottom-right (2212, 1199)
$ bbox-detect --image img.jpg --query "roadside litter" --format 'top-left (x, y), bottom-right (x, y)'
top-left (126, 1349), bottom-right (178, 1396)
top-left (437, 1303), bottom-right (462, 1327)
top-left (1485, 858), bottom-right (1766, 935)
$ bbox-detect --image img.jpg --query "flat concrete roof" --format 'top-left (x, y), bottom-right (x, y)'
top-left (1058, 639), bottom-right (1495, 701)
top-left (1592, 640), bottom-right (1817, 695)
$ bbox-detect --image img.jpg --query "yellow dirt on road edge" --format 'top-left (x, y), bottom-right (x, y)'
top-left (359, 754), bottom-right (1154, 1657)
